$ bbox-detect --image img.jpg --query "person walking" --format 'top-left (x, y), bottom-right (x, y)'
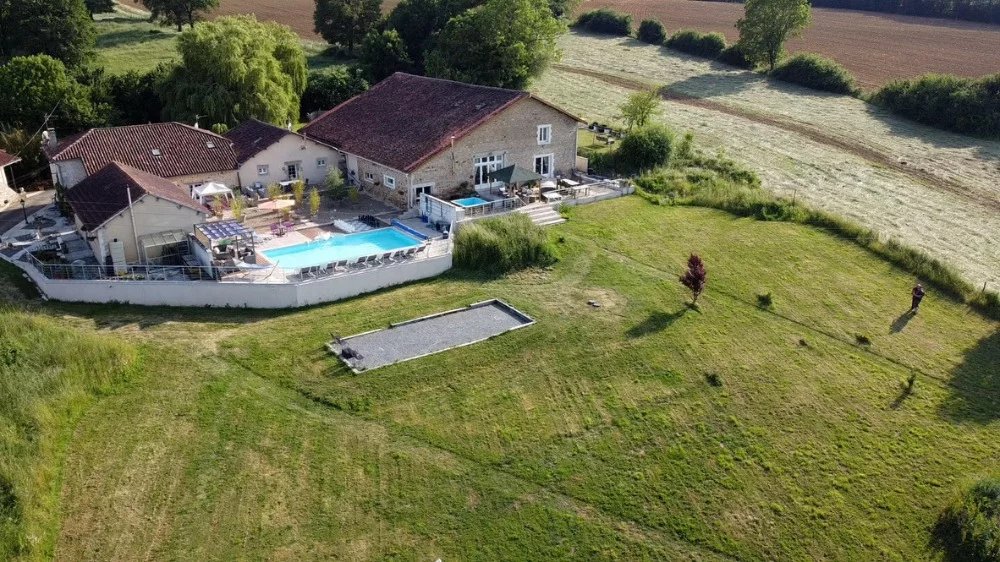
top-left (910, 283), bottom-right (925, 312)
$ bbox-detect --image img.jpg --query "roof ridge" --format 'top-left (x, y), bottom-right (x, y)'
top-left (391, 72), bottom-right (529, 95)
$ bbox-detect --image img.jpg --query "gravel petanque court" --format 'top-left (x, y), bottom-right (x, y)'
top-left (328, 299), bottom-right (535, 372)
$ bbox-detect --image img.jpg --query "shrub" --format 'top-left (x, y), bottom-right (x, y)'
top-left (454, 214), bottom-right (557, 274)
top-left (616, 125), bottom-right (676, 174)
top-left (771, 53), bottom-right (859, 95)
top-left (855, 333), bottom-right (872, 346)
top-left (666, 30), bottom-right (726, 58)
top-left (869, 73), bottom-right (1000, 138)
top-left (637, 19), bottom-right (667, 44)
top-left (705, 372), bottom-right (723, 386)
top-left (574, 8), bottom-right (633, 36)
top-left (717, 43), bottom-right (754, 69)
top-left (932, 477), bottom-right (1000, 562)
top-left (757, 292), bottom-right (773, 308)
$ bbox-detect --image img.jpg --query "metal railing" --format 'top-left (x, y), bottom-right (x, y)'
top-left (456, 197), bottom-right (524, 218)
top-left (19, 240), bottom-right (451, 285)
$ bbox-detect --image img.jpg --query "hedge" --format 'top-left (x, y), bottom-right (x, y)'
top-left (573, 8), bottom-right (633, 36)
top-left (770, 53), bottom-right (860, 96)
top-left (869, 73), bottom-right (1000, 138)
top-left (666, 30), bottom-right (726, 58)
top-left (637, 19), bottom-right (668, 44)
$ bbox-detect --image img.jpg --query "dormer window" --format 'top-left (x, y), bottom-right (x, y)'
top-left (537, 125), bottom-right (552, 145)
top-left (151, 148), bottom-right (162, 157)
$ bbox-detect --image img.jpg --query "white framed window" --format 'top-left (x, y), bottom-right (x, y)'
top-left (534, 154), bottom-right (554, 177)
top-left (473, 153), bottom-right (504, 188)
top-left (364, 171), bottom-right (375, 182)
top-left (537, 124), bottom-right (552, 145)
top-left (257, 165), bottom-right (269, 176)
top-left (316, 158), bottom-right (327, 168)
top-left (383, 174), bottom-right (396, 189)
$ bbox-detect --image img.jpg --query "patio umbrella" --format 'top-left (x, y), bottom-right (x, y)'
top-left (486, 165), bottom-right (542, 186)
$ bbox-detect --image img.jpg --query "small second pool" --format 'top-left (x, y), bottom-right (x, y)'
top-left (261, 228), bottom-right (423, 270)
top-left (452, 197), bottom-right (489, 207)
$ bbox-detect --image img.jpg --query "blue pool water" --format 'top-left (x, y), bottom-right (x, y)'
top-left (452, 197), bottom-right (489, 207)
top-left (261, 228), bottom-right (423, 269)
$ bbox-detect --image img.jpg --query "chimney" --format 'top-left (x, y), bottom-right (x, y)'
top-left (44, 128), bottom-right (57, 148)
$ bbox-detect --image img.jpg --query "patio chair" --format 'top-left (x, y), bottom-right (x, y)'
top-left (282, 220), bottom-right (296, 231)
top-left (334, 259), bottom-right (349, 271)
top-left (270, 223), bottom-right (283, 237)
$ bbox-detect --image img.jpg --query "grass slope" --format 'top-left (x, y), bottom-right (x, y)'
top-left (16, 198), bottom-right (994, 560)
top-left (533, 33), bottom-right (1000, 288)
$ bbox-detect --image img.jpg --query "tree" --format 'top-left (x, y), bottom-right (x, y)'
top-left (679, 254), bottom-right (707, 305)
top-left (141, 0), bottom-right (219, 32)
top-left (425, 0), bottom-right (565, 89)
top-left (0, 128), bottom-right (45, 184)
top-left (619, 87), bottom-right (662, 131)
top-left (309, 187), bottom-right (322, 217)
top-left (0, 55), bottom-right (98, 132)
top-left (386, 0), bottom-right (483, 71)
top-left (932, 477), bottom-right (1000, 562)
top-left (84, 0), bottom-right (116, 16)
top-left (300, 67), bottom-right (369, 120)
top-left (0, 0), bottom-right (95, 69)
top-left (160, 16), bottom-right (308, 127)
top-left (325, 167), bottom-right (347, 199)
top-left (736, 0), bottom-right (811, 70)
top-left (100, 66), bottom-right (169, 125)
top-left (358, 29), bottom-right (412, 82)
top-left (314, 0), bottom-right (382, 55)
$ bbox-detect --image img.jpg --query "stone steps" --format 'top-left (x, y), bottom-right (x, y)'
top-left (517, 204), bottom-right (566, 227)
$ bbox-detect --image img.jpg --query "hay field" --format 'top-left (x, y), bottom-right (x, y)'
top-left (532, 33), bottom-right (1000, 287)
top-left (578, 0), bottom-right (1000, 88)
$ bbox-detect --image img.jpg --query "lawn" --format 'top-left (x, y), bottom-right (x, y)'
top-left (92, 9), bottom-right (347, 75)
top-left (1, 197), bottom-right (996, 560)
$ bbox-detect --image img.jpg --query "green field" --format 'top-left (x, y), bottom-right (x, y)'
top-left (92, 9), bottom-right (344, 75)
top-left (1, 198), bottom-right (997, 560)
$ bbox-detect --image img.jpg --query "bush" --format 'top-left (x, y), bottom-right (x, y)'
top-left (615, 125), bottom-right (676, 174)
top-left (771, 53), bottom-right (860, 95)
top-left (869, 73), bottom-right (1000, 138)
top-left (757, 292), bottom-right (773, 308)
top-left (932, 477), bottom-right (1000, 562)
top-left (637, 19), bottom-right (667, 44)
top-left (454, 214), bottom-right (557, 274)
top-left (717, 43), bottom-right (754, 69)
top-left (574, 8), bottom-right (633, 36)
top-left (666, 30), bottom-right (726, 58)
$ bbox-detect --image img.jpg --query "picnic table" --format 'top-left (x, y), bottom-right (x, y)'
top-left (542, 191), bottom-right (563, 203)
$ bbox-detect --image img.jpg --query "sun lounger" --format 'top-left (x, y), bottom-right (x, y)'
top-left (334, 259), bottom-right (349, 271)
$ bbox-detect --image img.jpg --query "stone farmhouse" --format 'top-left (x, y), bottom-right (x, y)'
top-left (301, 73), bottom-right (583, 208)
top-left (225, 118), bottom-right (340, 189)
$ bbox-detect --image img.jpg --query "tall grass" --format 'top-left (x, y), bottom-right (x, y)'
top-left (634, 155), bottom-right (1000, 319)
top-left (0, 312), bottom-right (136, 559)
top-left (454, 214), bottom-right (557, 274)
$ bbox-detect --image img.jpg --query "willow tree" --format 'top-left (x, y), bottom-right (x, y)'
top-left (160, 16), bottom-right (308, 126)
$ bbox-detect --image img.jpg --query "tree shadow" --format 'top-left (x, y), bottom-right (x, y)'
top-left (626, 308), bottom-right (689, 338)
top-left (938, 330), bottom-right (1000, 423)
top-left (861, 102), bottom-right (1000, 156)
top-left (890, 382), bottom-right (915, 409)
top-left (95, 28), bottom-right (175, 49)
top-left (890, 310), bottom-right (916, 333)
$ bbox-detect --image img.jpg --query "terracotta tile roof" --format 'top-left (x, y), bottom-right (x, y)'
top-left (225, 119), bottom-right (294, 165)
top-left (45, 122), bottom-right (237, 178)
top-left (0, 149), bottom-right (21, 168)
top-left (66, 162), bottom-right (209, 230)
top-left (301, 73), bottom-right (536, 173)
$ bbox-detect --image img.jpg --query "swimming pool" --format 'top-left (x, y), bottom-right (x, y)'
top-left (452, 197), bottom-right (489, 207)
top-left (261, 228), bottom-right (423, 270)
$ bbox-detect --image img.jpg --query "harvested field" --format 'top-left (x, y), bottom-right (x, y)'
top-left (125, 0), bottom-right (1000, 88)
top-left (533, 33), bottom-right (1000, 287)
top-left (578, 0), bottom-right (1000, 88)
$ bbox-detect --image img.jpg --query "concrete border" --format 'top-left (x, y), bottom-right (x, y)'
top-left (327, 298), bottom-right (535, 373)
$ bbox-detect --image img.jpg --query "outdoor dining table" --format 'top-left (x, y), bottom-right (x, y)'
top-left (542, 191), bottom-right (564, 203)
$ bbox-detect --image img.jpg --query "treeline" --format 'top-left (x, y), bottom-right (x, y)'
top-left (696, 0), bottom-right (1000, 24)
top-left (574, 7), bottom-right (1000, 138)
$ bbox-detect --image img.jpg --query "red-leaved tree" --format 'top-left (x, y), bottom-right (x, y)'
top-left (679, 254), bottom-right (707, 304)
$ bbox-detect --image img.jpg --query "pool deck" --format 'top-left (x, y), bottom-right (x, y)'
top-left (328, 299), bottom-right (534, 372)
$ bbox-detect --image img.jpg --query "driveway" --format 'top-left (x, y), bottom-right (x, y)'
top-left (0, 190), bottom-right (55, 237)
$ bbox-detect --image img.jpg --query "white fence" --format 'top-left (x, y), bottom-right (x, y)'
top-left (7, 251), bottom-right (453, 309)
